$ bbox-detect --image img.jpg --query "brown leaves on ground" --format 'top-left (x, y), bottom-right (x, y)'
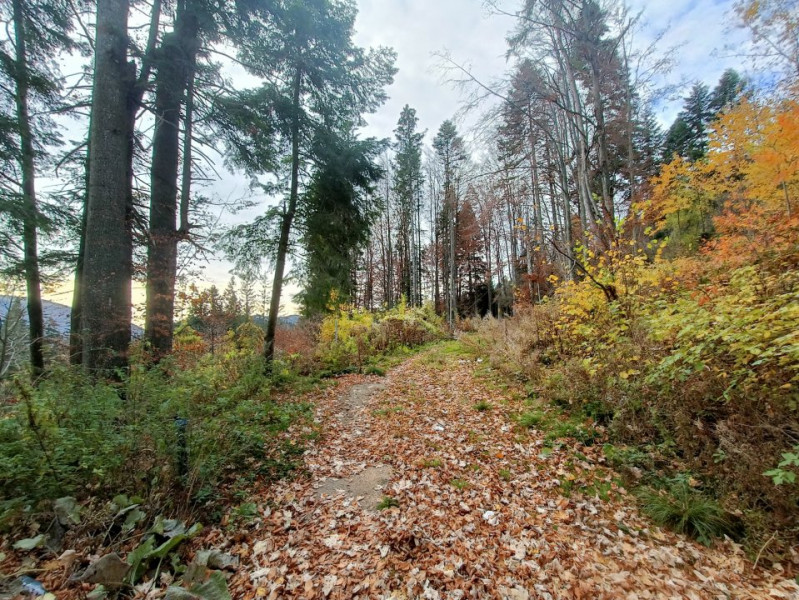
top-left (218, 350), bottom-right (797, 600)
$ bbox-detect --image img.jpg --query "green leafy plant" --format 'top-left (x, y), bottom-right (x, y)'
top-left (473, 400), bottom-right (491, 412)
top-left (376, 496), bottom-right (399, 510)
top-left (518, 410), bottom-right (544, 429)
top-left (764, 447), bottom-right (799, 485)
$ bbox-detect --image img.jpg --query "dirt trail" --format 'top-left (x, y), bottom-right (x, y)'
top-left (229, 348), bottom-right (798, 599)
top-left (313, 381), bottom-right (392, 509)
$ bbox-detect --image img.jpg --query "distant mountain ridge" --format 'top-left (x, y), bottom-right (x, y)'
top-left (0, 296), bottom-right (144, 338)
top-left (0, 296), bottom-right (300, 338)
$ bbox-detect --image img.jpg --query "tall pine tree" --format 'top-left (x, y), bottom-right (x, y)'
top-left (0, 0), bottom-right (73, 378)
top-left (221, 0), bottom-right (395, 364)
top-left (392, 105), bottom-right (424, 306)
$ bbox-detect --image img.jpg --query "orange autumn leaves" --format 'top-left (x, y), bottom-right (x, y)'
top-left (644, 97), bottom-right (799, 271)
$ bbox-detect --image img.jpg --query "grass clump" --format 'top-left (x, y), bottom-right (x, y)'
top-left (377, 496), bottom-right (399, 510)
top-left (450, 478), bottom-right (470, 490)
top-left (474, 400), bottom-right (492, 412)
top-left (518, 410), bottom-right (545, 429)
top-left (638, 478), bottom-right (734, 546)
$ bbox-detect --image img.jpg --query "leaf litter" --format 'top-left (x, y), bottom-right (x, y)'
top-left (222, 350), bottom-right (798, 599)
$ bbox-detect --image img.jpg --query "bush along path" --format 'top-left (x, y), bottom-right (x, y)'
top-left (215, 341), bottom-right (797, 599)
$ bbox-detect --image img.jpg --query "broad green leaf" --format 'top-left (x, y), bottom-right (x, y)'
top-left (13, 534), bottom-right (45, 551)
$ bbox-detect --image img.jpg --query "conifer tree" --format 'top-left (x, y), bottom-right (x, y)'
top-left (220, 0), bottom-right (395, 364)
top-left (0, 0), bottom-right (72, 378)
top-left (298, 132), bottom-right (384, 315)
top-left (392, 105), bottom-right (425, 306)
top-left (433, 120), bottom-right (466, 327)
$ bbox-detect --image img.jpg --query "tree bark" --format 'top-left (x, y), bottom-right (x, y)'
top-left (264, 67), bottom-right (302, 365)
top-left (69, 196), bottom-right (86, 365)
top-left (12, 0), bottom-right (45, 380)
top-left (144, 1), bottom-right (199, 357)
top-left (82, 0), bottom-right (134, 375)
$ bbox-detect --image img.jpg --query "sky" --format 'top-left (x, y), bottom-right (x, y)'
top-left (46, 0), bottom-right (752, 315)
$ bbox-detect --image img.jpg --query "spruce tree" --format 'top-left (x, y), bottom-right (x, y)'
top-left (433, 120), bottom-right (466, 327)
top-left (298, 131), bottom-right (384, 315)
top-left (220, 0), bottom-right (396, 364)
top-left (392, 105), bottom-right (425, 306)
top-left (0, 0), bottom-right (73, 378)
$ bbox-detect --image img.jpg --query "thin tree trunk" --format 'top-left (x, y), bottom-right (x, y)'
top-left (180, 53), bottom-right (196, 234)
top-left (385, 174), bottom-right (394, 308)
top-left (431, 174), bottom-right (440, 313)
top-left (448, 189), bottom-right (457, 327)
top-left (69, 153), bottom-right (89, 365)
top-left (12, 0), bottom-right (45, 379)
top-left (264, 67), bottom-right (302, 364)
top-left (485, 217), bottom-right (493, 317)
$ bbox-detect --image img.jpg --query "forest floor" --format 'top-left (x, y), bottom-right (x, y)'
top-left (218, 341), bottom-right (798, 600)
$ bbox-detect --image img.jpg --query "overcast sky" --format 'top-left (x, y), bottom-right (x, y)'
top-left (48, 0), bottom-right (753, 314)
top-left (353, 0), bottom-right (749, 144)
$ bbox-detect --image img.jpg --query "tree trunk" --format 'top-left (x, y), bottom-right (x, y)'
top-left (264, 67), bottom-right (302, 364)
top-left (69, 195), bottom-right (86, 365)
top-left (448, 190), bottom-right (457, 327)
top-left (144, 2), bottom-right (199, 357)
top-left (12, 0), bottom-right (45, 379)
top-left (82, 0), bottom-right (134, 375)
top-left (385, 175), bottom-right (394, 308)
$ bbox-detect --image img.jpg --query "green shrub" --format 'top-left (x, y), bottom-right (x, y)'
top-left (316, 299), bottom-right (446, 371)
top-left (376, 496), bottom-right (399, 510)
top-left (518, 410), bottom-right (545, 429)
top-left (0, 347), bottom-right (310, 510)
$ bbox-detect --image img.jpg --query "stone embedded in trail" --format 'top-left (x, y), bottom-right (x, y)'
top-left (337, 381), bottom-right (385, 423)
top-left (314, 465), bottom-right (393, 511)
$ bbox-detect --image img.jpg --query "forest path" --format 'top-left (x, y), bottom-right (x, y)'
top-left (229, 343), bottom-right (797, 599)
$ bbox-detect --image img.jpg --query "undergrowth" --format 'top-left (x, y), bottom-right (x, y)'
top-left (0, 343), bottom-right (312, 526)
top-left (461, 235), bottom-right (799, 559)
top-left (638, 478), bottom-right (735, 546)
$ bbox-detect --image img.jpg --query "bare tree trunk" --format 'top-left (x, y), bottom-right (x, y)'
top-left (431, 173), bottom-right (441, 313)
top-left (69, 192), bottom-right (87, 365)
top-left (264, 67), bottom-right (302, 364)
top-left (72, 0), bottom-right (159, 370)
top-left (12, 0), bottom-right (45, 379)
top-left (179, 51), bottom-right (196, 235)
top-left (144, 1), bottom-right (199, 357)
top-left (82, 0), bottom-right (134, 375)
top-left (384, 169), bottom-right (394, 308)
top-left (485, 218), bottom-right (493, 316)
top-left (448, 191), bottom-right (457, 327)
